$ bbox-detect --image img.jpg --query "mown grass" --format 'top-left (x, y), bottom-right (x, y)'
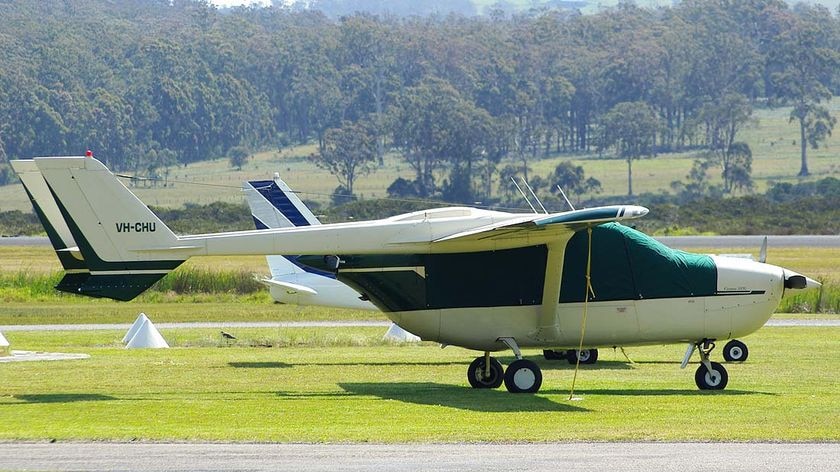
top-left (0, 326), bottom-right (837, 442)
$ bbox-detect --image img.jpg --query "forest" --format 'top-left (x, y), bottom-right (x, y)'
top-left (0, 0), bottom-right (838, 208)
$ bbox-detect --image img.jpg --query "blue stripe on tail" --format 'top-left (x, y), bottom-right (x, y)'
top-left (249, 179), bottom-right (336, 279)
top-left (249, 179), bottom-right (310, 227)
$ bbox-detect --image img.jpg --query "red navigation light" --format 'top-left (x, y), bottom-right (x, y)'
top-left (85, 149), bottom-right (93, 158)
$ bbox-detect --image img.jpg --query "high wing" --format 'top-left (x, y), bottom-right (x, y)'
top-left (33, 155), bottom-right (648, 258)
top-left (24, 156), bottom-right (648, 300)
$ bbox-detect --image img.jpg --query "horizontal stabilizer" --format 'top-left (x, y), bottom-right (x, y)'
top-left (261, 278), bottom-right (319, 296)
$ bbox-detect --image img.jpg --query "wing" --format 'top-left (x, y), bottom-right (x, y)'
top-left (432, 205), bottom-right (649, 245)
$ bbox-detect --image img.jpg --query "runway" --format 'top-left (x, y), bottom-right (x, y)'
top-left (1, 319), bottom-right (837, 331)
top-left (0, 442), bottom-right (837, 472)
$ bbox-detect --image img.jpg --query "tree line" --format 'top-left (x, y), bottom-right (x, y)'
top-left (0, 0), bottom-right (837, 203)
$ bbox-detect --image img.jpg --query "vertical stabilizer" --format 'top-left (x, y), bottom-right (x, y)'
top-left (10, 159), bottom-right (93, 295)
top-left (32, 156), bottom-right (185, 301)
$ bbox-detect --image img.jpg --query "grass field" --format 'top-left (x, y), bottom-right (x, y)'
top-left (1, 100), bottom-right (838, 214)
top-left (0, 326), bottom-right (837, 442)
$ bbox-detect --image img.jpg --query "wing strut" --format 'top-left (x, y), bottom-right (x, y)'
top-left (569, 226), bottom-right (595, 401)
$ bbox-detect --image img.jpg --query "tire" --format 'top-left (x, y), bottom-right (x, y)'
top-left (695, 361), bottom-right (729, 390)
top-left (467, 356), bottom-right (504, 389)
top-left (723, 340), bottom-right (748, 362)
top-left (566, 348), bottom-right (599, 365)
top-left (503, 359), bottom-right (543, 393)
top-left (543, 349), bottom-right (565, 360)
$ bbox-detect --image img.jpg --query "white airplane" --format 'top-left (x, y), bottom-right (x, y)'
top-left (242, 175), bottom-right (376, 311)
top-left (15, 155), bottom-right (820, 393)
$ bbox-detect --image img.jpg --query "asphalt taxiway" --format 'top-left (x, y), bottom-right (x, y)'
top-left (0, 442), bottom-right (837, 472)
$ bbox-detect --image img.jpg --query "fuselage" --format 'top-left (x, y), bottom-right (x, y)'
top-left (334, 224), bottom-right (790, 351)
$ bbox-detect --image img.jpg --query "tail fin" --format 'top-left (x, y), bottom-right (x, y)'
top-left (10, 159), bottom-right (92, 295)
top-left (30, 156), bottom-right (186, 301)
top-left (244, 175), bottom-right (336, 279)
top-left (243, 174), bottom-right (321, 230)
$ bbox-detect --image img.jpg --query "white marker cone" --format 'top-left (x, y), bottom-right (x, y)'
top-left (125, 319), bottom-right (169, 349)
top-left (122, 313), bottom-right (150, 344)
top-left (0, 330), bottom-right (9, 356)
top-left (382, 323), bottom-right (421, 343)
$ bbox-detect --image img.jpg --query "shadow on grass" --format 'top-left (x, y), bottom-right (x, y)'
top-left (228, 362), bottom-right (292, 369)
top-left (512, 358), bottom-right (634, 371)
top-left (10, 393), bottom-right (117, 404)
top-left (538, 388), bottom-right (776, 397)
top-left (336, 382), bottom-right (588, 412)
top-left (283, 361), bottom-right (471, 368)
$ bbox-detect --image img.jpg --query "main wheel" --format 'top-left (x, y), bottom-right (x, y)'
top-left (467, 356), bottom-right (504, 389)
top-left (542, 349), bottom-right (566, 360)
top-left (695, 361), bottom-right (729, 390)
top-left (566, 348), bottom-right (598, 365)
top-left (723, 340), bottom-right (748, 362)
top-left (503, 359), bottom-right (543, 393)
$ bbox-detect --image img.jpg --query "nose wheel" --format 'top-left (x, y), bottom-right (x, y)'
top-left (689, 340), bottom-right (729, 390)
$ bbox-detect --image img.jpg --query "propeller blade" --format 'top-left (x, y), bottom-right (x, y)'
top-left (759, 236), bottom-right (768, 263)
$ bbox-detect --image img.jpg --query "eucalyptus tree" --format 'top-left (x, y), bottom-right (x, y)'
top-left (769, 4), bottom-right (840, 176)
top-left (314, 119), bottom-right (378, 196)
top-left (599, 101), bottom-right (660, 196)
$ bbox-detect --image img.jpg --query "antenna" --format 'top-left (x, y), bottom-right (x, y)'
top-left (521, 178), bottom-right (548, 214)
top-left (555, 185), bottom-right (576, 211)
top-left (511, 177), bottom-right (538, 214)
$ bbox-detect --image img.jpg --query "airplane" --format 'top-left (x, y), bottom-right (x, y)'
top-left (14, 155), bottom-right (820, 393)
top-left (243, 175), bottom-right (419, 342)
top-left (12, 158), bottom-right (753, 363)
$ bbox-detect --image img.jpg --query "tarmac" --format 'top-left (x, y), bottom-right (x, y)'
top-left (0, 442), bottom-right (837, 472)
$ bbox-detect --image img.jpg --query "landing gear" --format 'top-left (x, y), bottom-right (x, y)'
top-left (542, 349), bottom-right (564, 360)
top-left (722, 339), bottom-right (749, 362)
top-left (467, 354), bottom-right (504, 389)
top-left (695, 361), bottom-right (728, 390)
top-left (542, 348), bottom-right (599, 365)
top-left (465, 337), bottom-right (544, 394)
top-left (567, 349), bottom-right (598, 365)
top-left (692, 339), bottom-right (729, 390)
top-left (504, 359), bottom-right (543, 393)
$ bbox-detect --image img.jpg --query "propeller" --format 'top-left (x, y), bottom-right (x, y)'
top-left (758, 236), bottom-right (767, 264)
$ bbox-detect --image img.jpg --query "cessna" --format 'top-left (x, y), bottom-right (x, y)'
top-left (14, 156), bottom-right (819, 393)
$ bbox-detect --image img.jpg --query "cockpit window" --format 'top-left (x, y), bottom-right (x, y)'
top-left (560, 223), bottom-right (716, 303)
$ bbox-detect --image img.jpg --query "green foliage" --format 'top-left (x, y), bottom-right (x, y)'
top-left (598, 102), bottom-right (660, 196)
top-left (0, 210), bottom-right (42, 236)
top-left (314, 120), bottom-right (378, 195)
top-left (151, 202), bottom-right (255, 234)
top-left (228, 146), bottom-right (250, 171)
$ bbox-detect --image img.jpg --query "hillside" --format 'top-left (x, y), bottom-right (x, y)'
top-left (1, 99), bottom-right (837, 214)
